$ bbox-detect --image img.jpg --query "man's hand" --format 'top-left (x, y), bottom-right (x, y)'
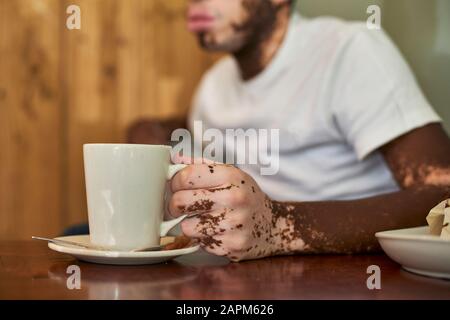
top-left (168, 163), bottom-right (303, 261)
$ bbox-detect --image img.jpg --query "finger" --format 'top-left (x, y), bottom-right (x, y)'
top-left (169, 189), bottom-right (218, 217)
top-left (171, 163), bottom-right (240, 192)
top-left (169, 188), bottom-right (240, 217)
top-left (200, 235), bottom-right (246, 261)
top-left (200, 235), bottom-right (229, 256)
top-left (180, 210), bottom-right (231, 238)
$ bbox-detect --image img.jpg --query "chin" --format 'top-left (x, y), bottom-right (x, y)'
top-left (197, 33), bottom-right (244, 53)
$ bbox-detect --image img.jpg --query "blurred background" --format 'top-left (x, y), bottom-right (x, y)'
top-left (0, 0), bottom-right (449, 240)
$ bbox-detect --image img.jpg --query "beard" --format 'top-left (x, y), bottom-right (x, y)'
top-left (197, 0), bottom-right (279, 53)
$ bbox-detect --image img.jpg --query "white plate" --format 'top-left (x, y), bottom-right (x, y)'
top-left (376, 226), bottom-right (450, 279)
top-left (48, 235), bottom-right (200, 265)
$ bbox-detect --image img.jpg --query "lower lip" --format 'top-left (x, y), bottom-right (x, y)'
top-left (187, 18), bottom-right (215, 32)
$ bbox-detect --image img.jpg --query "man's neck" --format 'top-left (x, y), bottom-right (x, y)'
top-left (234, 6), bottom-right (291, 81)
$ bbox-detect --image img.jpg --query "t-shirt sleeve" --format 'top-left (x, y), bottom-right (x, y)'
top-left (332, 26), bottom-right (441, 160)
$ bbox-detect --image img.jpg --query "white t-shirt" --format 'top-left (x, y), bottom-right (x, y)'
top-left (188, 14), bottom-right (441, 201)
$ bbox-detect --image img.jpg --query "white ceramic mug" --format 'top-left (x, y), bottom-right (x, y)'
top-left (83, 144), bottom-right (187, 251)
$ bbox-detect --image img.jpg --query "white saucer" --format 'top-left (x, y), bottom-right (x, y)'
top-left (48, 235), bottom-right (200, 265)
top-left (376, 226), bottom-right (450, 280)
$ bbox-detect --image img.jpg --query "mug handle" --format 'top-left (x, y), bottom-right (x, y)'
top-left (160, 164), bottom-right (188, 237)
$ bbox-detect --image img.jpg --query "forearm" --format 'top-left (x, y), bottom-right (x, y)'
top-left (268, 186), bottom-right (450, 255)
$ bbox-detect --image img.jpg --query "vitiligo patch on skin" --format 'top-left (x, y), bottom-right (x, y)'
top-left (382, 125), bottom-right (450, 190)
top-left (196, 210), bottom-right (227, 249)
top-left (202, 236), bottom-right (223, 249)
top-left (268, 199), bottom-right (371, 254)
top-left (179, 199), bottom-right (215, 214)
top-left (423, 166), bottom-right (450, 186)
top-left (266, 200), bottom-right (307, 254)
top-left (396, 163), bottom-right (450, 188)
top-left (206, 184), bottom-right (239, 193)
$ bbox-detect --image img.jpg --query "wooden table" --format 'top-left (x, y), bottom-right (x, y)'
top-left (0, 241), bottom-right (449, 300)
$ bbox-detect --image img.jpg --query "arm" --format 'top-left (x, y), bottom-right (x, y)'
top-left (269, 186), bottom-right (449, 254)
top-left (277, 123), bottom-right (450, 254)
top-left (169, 124), bottom-right (450, 261)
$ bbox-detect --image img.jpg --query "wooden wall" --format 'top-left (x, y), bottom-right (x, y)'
top-left (0, 0), bottom-right (219, 240)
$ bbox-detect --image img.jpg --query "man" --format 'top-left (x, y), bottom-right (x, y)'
top-left (167, 0), bottom-right (450, 261)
